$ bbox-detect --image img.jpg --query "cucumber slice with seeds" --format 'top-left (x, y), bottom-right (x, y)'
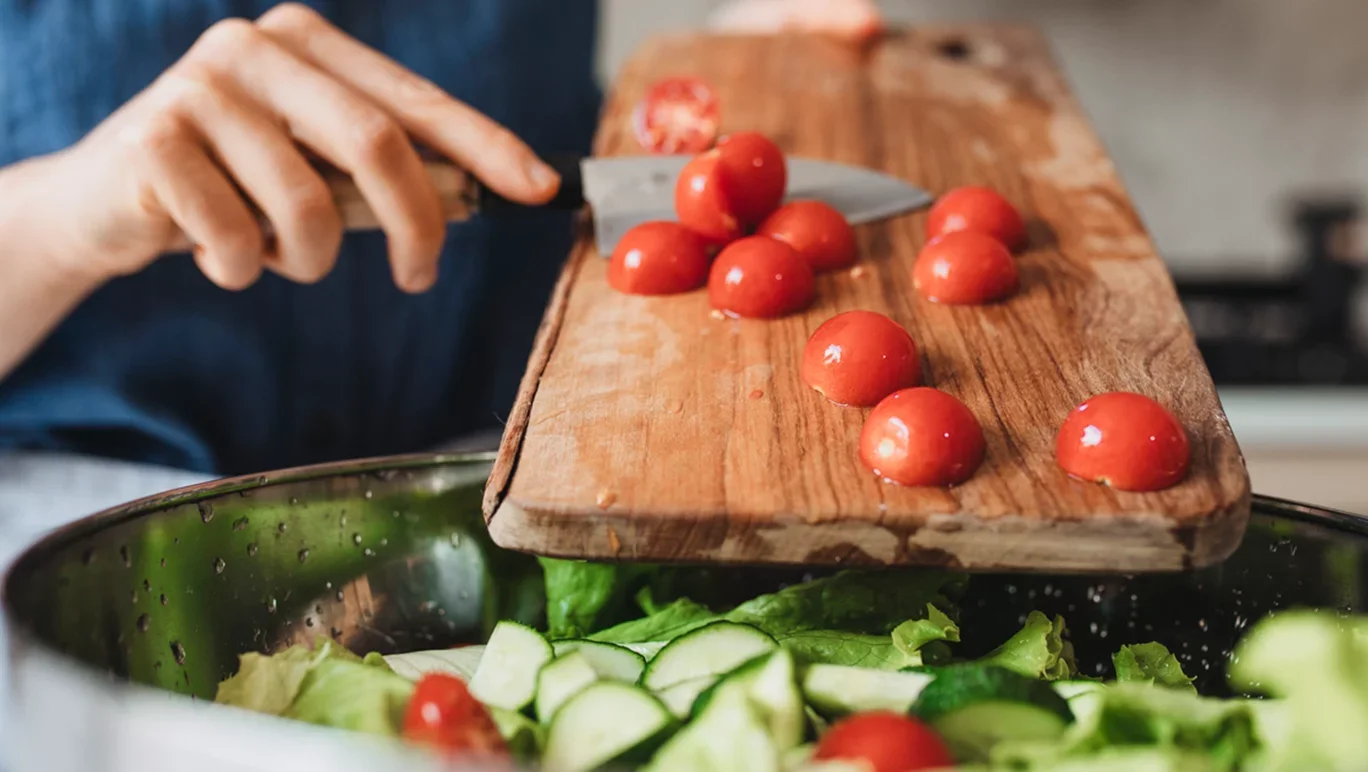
top-left (543, 681), bottom-right (676, 772)
top-left (469, 621), bottom-right (554, 712)
top-left (641, 621), bottom-right (776, 691)
top-left (552, 639), bottom-right (647, 682)
top-left (536, 651), bottom-right (601, 723)
top-left (802, 664), bottom-right (932, 719)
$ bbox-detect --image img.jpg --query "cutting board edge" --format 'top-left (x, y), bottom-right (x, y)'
top-left (487, 489), bottom-right (1252, 572)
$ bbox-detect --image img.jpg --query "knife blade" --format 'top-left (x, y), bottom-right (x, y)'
top-left (166, 154), bottom-right (934, 256)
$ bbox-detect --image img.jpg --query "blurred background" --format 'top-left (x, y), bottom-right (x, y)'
top-left (607, 0), bottom-right (1368, 511)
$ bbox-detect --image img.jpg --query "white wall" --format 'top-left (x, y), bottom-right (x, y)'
top-left (599, 0), bottom-right (1368, 275)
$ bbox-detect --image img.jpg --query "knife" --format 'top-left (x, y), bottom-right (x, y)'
top-left (168, 154), bottom-right (934, 257)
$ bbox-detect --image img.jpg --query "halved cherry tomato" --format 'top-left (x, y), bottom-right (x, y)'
top-left (802, 311), bottom-right (920, 407)
top-left (813, 711), bottom-right (955, 772)
top-left (633, 77), bottom-right (720, 154)
top-left (713, 131), bottom-right (787, 224)
top-left (756, 200), bottom-right (857, 273)
top-left (926, 185), bottom-right (1027, 251)
top-left (1056, 391), bottom-right (1190, 492)
top-left (402, 673), bottom-right (508, 758)
top-left (708, 236), bottom-right (814, 318)
top-left (859, 387), bottom-right (985, 487)
top-left (608, 221), bottom-right (711, 296)
top-left (912, 231), bottom-right (1019, 305)
top-left (675, 149), bottom-right (744, 244)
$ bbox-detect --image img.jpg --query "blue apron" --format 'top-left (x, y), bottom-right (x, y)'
top-left (0, 0), bottom-right (600, 475)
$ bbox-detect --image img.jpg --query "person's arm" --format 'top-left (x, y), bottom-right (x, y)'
top-left (0, 153), bottom-right (109, 379)
top-left (0, 3), bottom-right (561, 383)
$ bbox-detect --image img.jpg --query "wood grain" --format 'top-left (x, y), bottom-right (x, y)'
top-left (484, 27), bottom-right (1251, 572)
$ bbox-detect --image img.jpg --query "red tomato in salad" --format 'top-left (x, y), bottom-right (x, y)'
top-left (859, 387), bottom-right (985, 487)
top-left (756, 200), bottom-right (858, 273)
top-left (708, 236), bottom-right (815, 318)
top-left (632, 76), bottom-right (720, 154)
top-left (802, 311), bottom-right (920, 407)
top-left (926, 186), bottom-right (1027, 251)
top-left (608, 221), bottom-right (711, 295)
top-left (1055, 391), bottom-right (1190, 492)
top-left (714, 131), bottom-right (787, 224)
top-left (402, 673), bottom-right (508, 758)
top-left (912, 231), bottom-right (1019, 305)
top-left (814, 711), bottom-right (955, 772)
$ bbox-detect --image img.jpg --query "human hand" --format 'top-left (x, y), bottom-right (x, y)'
top-left (39, 3), bottom-right (560, 294)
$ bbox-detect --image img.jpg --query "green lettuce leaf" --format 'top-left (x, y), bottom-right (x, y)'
top-left (215, 640), bottom-right (361, 715)
top-left (539, 558), bottom-right (661, 639)
top-left (1113, 643), bottom-right (1196, 692)
top-left (283, 652), bottom-right (414, 737)
top-left (892, 605), bottom-right (960, 658)
top-left (777, 631), bottom-right (917, 670)
top-left (977, 612), bottom-right (1077, 681)
top-left (1228, 610), bottom-right (1368, 771)
top-left (722, 570), bottom-right (966, 637)
top-left (490, 707), bottom-right (545, 761)
top-left (588, 598), bottom-right (718, 643)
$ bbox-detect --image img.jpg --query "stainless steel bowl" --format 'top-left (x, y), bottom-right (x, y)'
top-left (5, 453), bottom-right (1367, 771)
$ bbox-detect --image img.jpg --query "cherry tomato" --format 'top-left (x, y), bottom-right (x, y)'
top-left (708, 236), bottom-right (814, 319)
top-left (859, 387), bottom-right (985, 487)
top-left (912, 231), bottom-right (1019, 305)
top-left (402, 673), bottom-right (508, 758)
top-left (756, 200), bottom-right (857, 273)
top-left (714, 131), bottom-right (787, 225)
top-left (1055, 391), bottom-right (1190, 492)
top-left (608, 221), bottom-right (711, 296)
top-left (675, 149), bottom-right (745, 244)
top-left (802, 311), bottom-right (920, 407)
top-left (926, 186), bottom-right (1027, 251)
top-left (813, 711), bottom-right (955, 772)
top-left (633, 77), bottom-right (720, 155)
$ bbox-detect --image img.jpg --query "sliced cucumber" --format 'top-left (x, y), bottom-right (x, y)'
top-left (641, 621), bottom-right (777, 691)
top-left (802, 664), bottom-right (932, 719)
top-left (623, 641), bottom-right (668, 660)
top-left (912, 665), bottom-right (1073, 724)
top-left (694, 650), bottom-right (804, 750)
top-left (1053, 680), bottom-right (1105, 701)
top-left (489, 706), bottom-right (544, 760)
top-left (469, 621), bottom-right (554, 712)
top-left (536, 652), bottom-right (601, 722)
top-left (656, 676), bottom-right (718, 718)
top-left (930, 701), bottom-right (1069, 763)
top-left (383, 645), bottom-right (485, 682)
top-left (1054, 680), bottom-right (1106, 726)
top-left (647, 684), bottom-right (781, 772)
top-left (543, 681), bottom-right (676, 772)
top-left (552, 639), bottom-right (647, 682)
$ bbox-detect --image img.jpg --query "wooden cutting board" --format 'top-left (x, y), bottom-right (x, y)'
top-left (482, 26), bottom-right (1251, 572)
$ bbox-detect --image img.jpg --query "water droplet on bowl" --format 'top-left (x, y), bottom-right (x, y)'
top-left (289, 497), bottom-right (299, 506)
top-left (130, 591), bottom-right (139, 604)
top-left (265, 597), bottom-right (278, 614)
top-left (159, 558), bottom-right (166, 568)
top-left (277, 522), bottom-right (288, 534)
top-left (339, 514), bottom-right (348, 527)
top-left (213, 557), bottom-right (226, 574)
top-left (159, 594), bottom-right (168, 606)
top-left (119, 545), bottom-right (131, 567)
top-left (198, 503), bottom-right (214, 523)
top-left (363, 490), bottom-right (373, 499)
top-left (335, 590), bottom-right (345, 602)
top-left (352, 533), bottom-right (362, 546)
top-left (232, 517), bottom-right (249, 531)
top-left (363, 548), bottom-right (375, 557)
top-left (379, 538), bottom-right (388, 547)
top-left (449, 533), bottom-right (462, 548)
top-left (246, 542), bottom-right (258, 557)
top-left (136, 614), bottom-right (150, 632)
top-left (297, 548), bottom-right (310, 563)
top-left (170, 641), bottom-right (186, 665)
top-left (142, 579), bottom-right (151, 592)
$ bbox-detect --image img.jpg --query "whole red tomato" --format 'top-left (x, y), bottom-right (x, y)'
top-left (708, 236), bottom-right (814, 318)
top-left (1056, 391), bottom-right (1190, 491)
top-left (814, 711), bottom-right (955, 772)
top-left (756, 200), bottom-right (858, 273)
top-left (608, 221), bottom-right (711, 295)
top-left (401, 673), bottom-right (508, 758)
top-left (802, 311), bottom-right (920, 407)
top-left (913, 231), bottom-right (1019, 305)
top-left (926, 186), bottom-right (1027, 251)
top-left (859, 387), bottom-right (985, 487)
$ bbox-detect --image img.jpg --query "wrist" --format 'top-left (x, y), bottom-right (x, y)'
top-left (0, 151), bottom-right (115, 293)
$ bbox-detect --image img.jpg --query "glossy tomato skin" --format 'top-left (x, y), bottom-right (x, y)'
top-left (675, 149), bottom-right (745, 244)
top-left (608, 221), bottom-right (711, 296)
top-left (926, 186), bottom-right (1027, 251)
top-left (708, 236), bottom-right (815, 319)
top-left (859, 387), bottom-right (985, 487)
top-left (814, 711), bottom-right (955, 772)
top-left (714, 131), bottom-right (788, 224)
top-left (913, 231), bottom-right (1019, 305)
top-left (756, 200), bottom-right (858, 273)
top-left (802, 311), bottom-right (920, 407)
top-left (402, 673), bottom-right (508, 757)
top-left (1056, 391), bottom-right (1190, 491)
top-left (633, 76), bottom-right (720, 154)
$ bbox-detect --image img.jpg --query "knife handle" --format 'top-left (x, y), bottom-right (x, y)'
top-left (165, 153), bottom-right (586, 253)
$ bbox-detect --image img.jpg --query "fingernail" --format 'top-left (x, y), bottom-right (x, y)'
top-left (525, 159), bottom-right (560, 192)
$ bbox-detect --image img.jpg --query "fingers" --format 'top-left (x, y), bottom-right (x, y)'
top-left (126, 113), bottom-right (264, 290)
top-left (187, 18), bottom-right (444, 292)
top-left (160, 67), bottom-right (342, 284)
top-left (255, 3), bottom-right (561, 206)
